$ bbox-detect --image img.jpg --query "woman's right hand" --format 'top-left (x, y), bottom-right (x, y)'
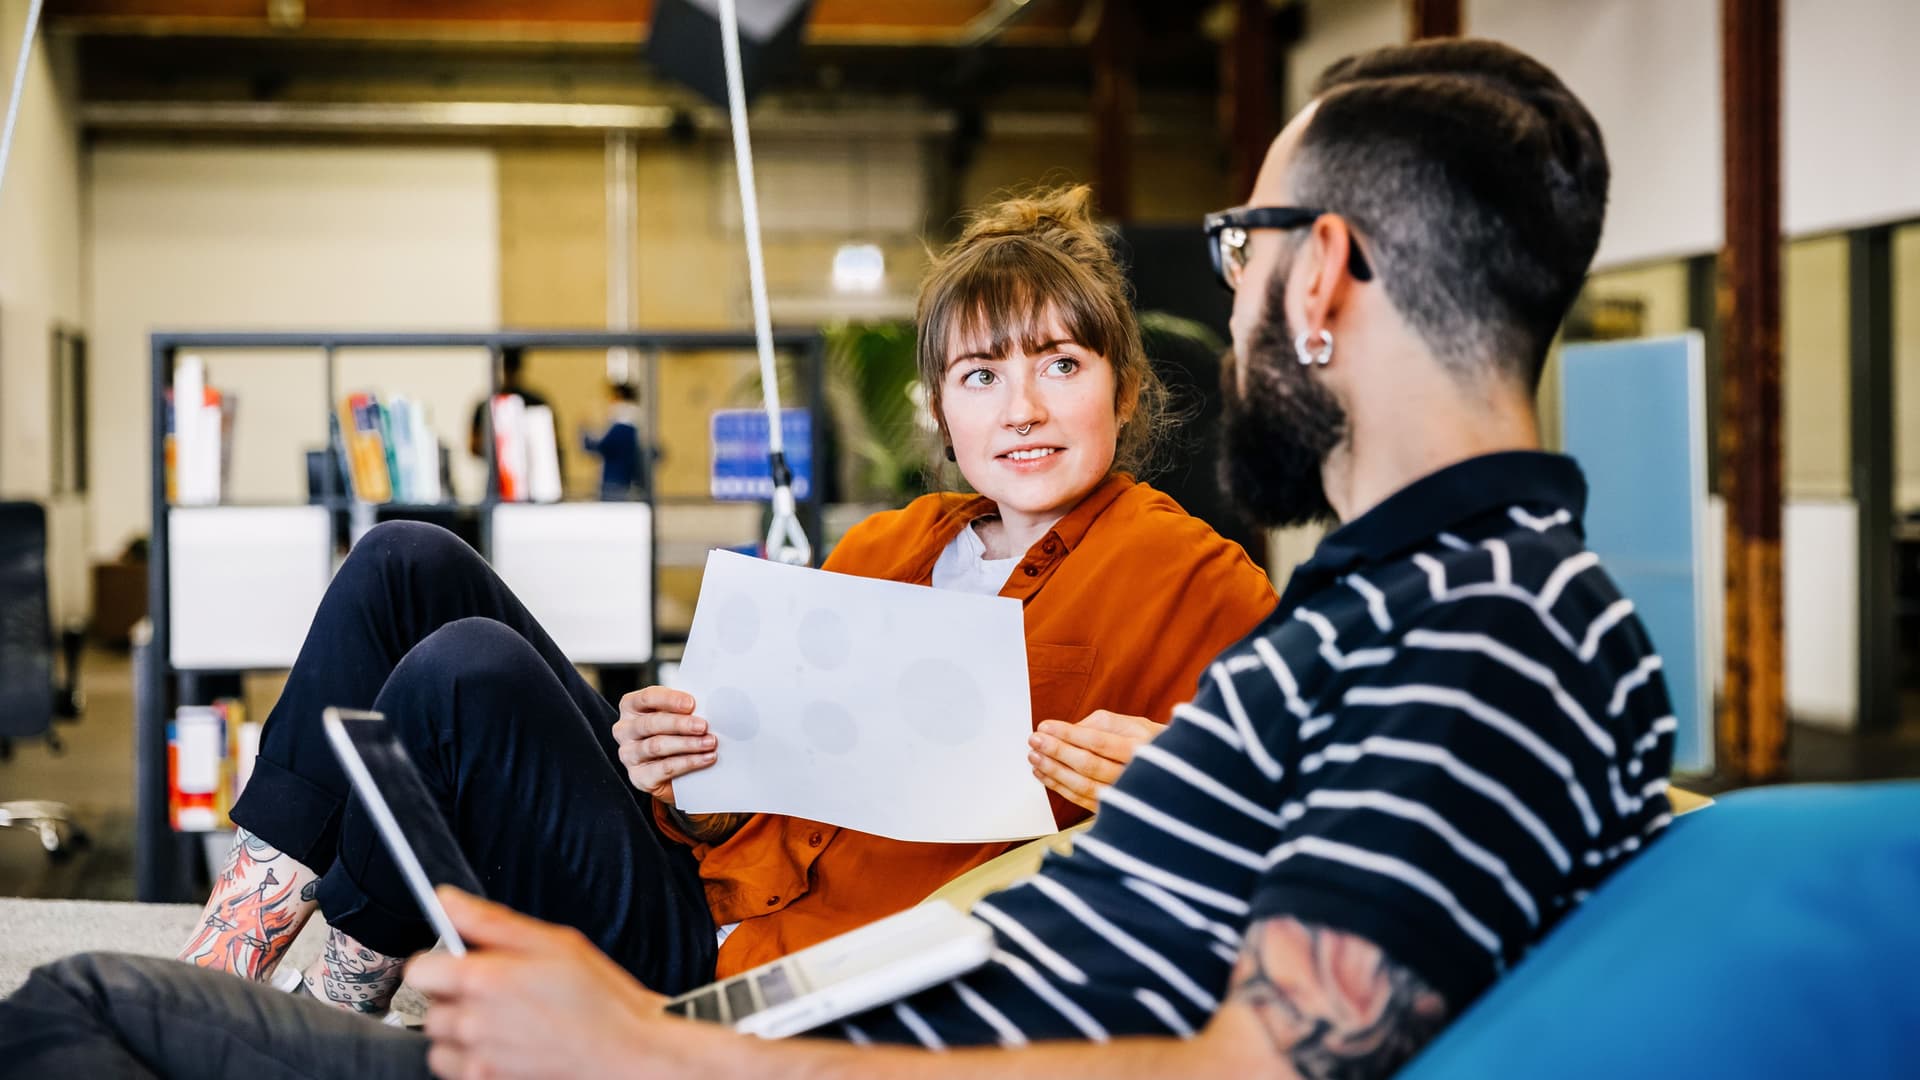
top-left (611, 687), bottom-right (717, 805)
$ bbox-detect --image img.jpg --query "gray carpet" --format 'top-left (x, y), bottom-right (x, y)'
top-left (0, 898), bottom-right (428, 1017)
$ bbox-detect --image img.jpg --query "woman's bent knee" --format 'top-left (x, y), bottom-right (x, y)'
top-left (383, 618), bottom-right (552, 721)
top-left (339, 520), bottom-right (480, 587)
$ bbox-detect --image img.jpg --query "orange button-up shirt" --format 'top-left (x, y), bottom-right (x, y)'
top-left (660, 474), bottom-right (1277, 977)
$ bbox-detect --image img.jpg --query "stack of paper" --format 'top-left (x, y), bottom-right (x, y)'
top-left (672, 550), bottom-right (1057, 844)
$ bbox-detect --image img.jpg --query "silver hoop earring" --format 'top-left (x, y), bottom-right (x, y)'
top-left (1293, 328), bottom-right (1334, 367)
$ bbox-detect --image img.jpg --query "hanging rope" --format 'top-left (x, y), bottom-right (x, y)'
top-left (0, 0), bottom-right (45, 208)
top-left (718, 0), bottom-right (811, 566)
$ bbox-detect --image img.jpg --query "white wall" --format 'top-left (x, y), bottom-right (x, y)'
top-left (1285, 0), bottom-right (1724, 267)
top-left (1783, 0), bottom-right (1920, 236)
top-left (1286, 0), bottom-right (1920, 267)
top-left (87, 145), bottom-right (500, 560)
top-left (1286, 0), bottom-right (1406, 117)
top-left (1783, 500), bottom-right (1859, 728)
top-left (1469, 0), bottom-right (1722, 268)
top-left (1704, 497), bottom-right (1861, 730)
top-left (1477, 0), bottom-right (1920, 259)
top-left (0, 1), bottom-right (88, 624)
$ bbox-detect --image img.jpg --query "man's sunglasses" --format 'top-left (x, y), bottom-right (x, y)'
top-left (1202, 206), bottom-right (1374, 292)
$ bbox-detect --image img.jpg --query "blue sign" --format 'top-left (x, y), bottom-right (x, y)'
top-left (710, 408), bottom-right (813, 502)
top-left (1561, 334), bottom-right (1711, 774)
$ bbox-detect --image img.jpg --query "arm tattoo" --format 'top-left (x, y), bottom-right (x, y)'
top-left (667, 807), bottom-right (753, 845)
top-left (1228, 917), bottom-right (1450, 1080)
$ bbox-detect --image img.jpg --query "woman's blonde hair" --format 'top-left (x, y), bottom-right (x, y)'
top-left (915, 184), bottom-right (1170, 478)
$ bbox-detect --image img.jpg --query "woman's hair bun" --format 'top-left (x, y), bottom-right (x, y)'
top-left (954, 184), bottom-right (1109, 262)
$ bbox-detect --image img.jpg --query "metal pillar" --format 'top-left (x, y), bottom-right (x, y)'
top-left (1717, 0), bottom-right (1786, 782)
top-left (1851, 227), bottom-right (1896, 733)
top-left (1409, 0), bottom-right (1462, 39)
top-left (1225, 0), bottom-right (1271, 202)
top-left (1092, 0), bottom-right (1137, 221)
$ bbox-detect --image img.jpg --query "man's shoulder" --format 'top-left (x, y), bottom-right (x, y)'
top-left (1244, 516), bottom-right (1652, 692)
top-left (1382, 510), bottom-right (1636, 631)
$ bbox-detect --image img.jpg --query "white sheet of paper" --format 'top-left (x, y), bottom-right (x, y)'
top-left (671, 549), bottom-right (1057, 843)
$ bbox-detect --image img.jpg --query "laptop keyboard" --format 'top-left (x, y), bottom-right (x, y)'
top-left (665, 961), bottom-right (803, 1024)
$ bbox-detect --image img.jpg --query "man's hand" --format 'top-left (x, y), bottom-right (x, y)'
top-left (409, 888), bottom-right (671, 1080)
top-left (1027, 710), bottom-right (1167, 812)
top-left (611, 686), bottom-right (717, 804)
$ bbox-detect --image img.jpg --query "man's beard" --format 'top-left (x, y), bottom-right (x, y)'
top-left (1218, 270), bottom-right (1348, 529)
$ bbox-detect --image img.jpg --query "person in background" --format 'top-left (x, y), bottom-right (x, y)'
top-left (582, 381), bottom-right (650, 501)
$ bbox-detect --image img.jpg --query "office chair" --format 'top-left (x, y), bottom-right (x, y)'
top-left (0, 500), bottom-right (87, 857)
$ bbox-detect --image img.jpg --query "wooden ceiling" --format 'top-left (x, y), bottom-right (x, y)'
top-left (45, 0), bottom-right (1105, 47)
top-left (52, 1), bottom-right (1248, 107)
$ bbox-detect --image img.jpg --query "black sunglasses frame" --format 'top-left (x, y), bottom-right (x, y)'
top-left (1202, 206), bottom-right (1374, 291)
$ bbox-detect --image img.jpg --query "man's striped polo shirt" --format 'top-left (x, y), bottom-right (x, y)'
top-left (834, 451), bottom-right (1677, 1047)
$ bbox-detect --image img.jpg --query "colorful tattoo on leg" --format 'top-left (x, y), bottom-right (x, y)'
top-left (303, 927), bottom-right (408, 1015)
top-left (177, 828), bottom-right (320, 979)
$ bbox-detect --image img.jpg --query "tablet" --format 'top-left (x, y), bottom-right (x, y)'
top-left (321, 707), bottom-right (484, 954)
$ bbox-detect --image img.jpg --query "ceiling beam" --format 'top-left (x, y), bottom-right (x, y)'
top-left (47, 0), bottom-right (1093, 47)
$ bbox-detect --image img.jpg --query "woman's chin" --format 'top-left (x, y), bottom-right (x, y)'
top-left (975, 474), bottom-right (1105, 520)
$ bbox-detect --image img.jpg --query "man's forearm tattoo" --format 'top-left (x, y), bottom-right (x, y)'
top-left (1228, 917), bottom-right (1450, 1080)
top-left (669, 808), bottom-right (753, 845)
top-left (307, 928), bottom-right (407, 1014)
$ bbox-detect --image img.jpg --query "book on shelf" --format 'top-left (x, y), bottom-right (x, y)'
top-left (168, 698), bottom-right (257, 832)
top-left (338, 393), bottom-right (394, 503)
top-left (167, 354), bottom-right (232, 506)
top-left (524, 404), bottom-right (564, 503)
top-left (489, 393), bottom-right (562, 504)
top-left (333, 392), bottom-right (445, 505)
top-left (374, 399), bottom-right (403, 502)
top-left (400, 396), bottom-right (442, 504)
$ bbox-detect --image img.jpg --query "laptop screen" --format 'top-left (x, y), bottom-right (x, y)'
top-left (335, 714), bottom-right (486, 899)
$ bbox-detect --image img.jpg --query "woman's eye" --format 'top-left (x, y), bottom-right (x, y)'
top-left (1047, 357), bottom-right (1080, 376)
top-left (961, 368), bottom-right (996, 388)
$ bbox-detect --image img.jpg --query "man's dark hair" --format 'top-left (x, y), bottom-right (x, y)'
top-left (1298, 39), bottom-right (1609, 387)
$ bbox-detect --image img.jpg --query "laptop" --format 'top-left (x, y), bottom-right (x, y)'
top-left (322, 707), bottom-right (994, 1038)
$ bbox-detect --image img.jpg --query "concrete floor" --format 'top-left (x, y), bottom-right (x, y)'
top-left (0, 647), bottom-right (138, 900)
top-left (4, 647), bottom-right (1920, 901)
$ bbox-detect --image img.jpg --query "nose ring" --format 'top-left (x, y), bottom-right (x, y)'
top-left (1016, 423), bottom-right (1033, 436)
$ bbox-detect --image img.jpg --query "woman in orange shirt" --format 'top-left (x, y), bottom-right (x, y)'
top-left (180, 185), bottom-right (1273, 1018)
top-left (620, 186), bottom-right (1275, 976)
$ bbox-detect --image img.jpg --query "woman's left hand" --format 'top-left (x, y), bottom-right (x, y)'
top-left (1028, 710), bottom-right (1167, 813)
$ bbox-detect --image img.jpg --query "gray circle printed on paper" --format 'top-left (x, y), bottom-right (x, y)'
top-left (899, 658), bottom-right (987, 746)
top-left (704, 686), bottom-right (761, 741)
top-left (716, 593), bottom-right (760, 654)
top-left (802, 700), bottom-right (860, 755)
top-left (796, 608), bottom-right (853, 671)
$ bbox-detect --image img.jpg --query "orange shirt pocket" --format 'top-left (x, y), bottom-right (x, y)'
top-left (1026, 642), bottom-right (1097, 829)
top-left (1027, 642), bottom-right (1097, 725)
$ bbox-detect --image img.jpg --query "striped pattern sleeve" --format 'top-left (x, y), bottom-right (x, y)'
top-left (1250, 593), bottom-right (1612, 1007)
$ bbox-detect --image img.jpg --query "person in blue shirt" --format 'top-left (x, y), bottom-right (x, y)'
top-left (582, 381), bottom-right (650, 501)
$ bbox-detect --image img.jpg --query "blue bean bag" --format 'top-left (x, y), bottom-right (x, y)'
top-left (1401, 782), bottom-right (1920, 1079)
